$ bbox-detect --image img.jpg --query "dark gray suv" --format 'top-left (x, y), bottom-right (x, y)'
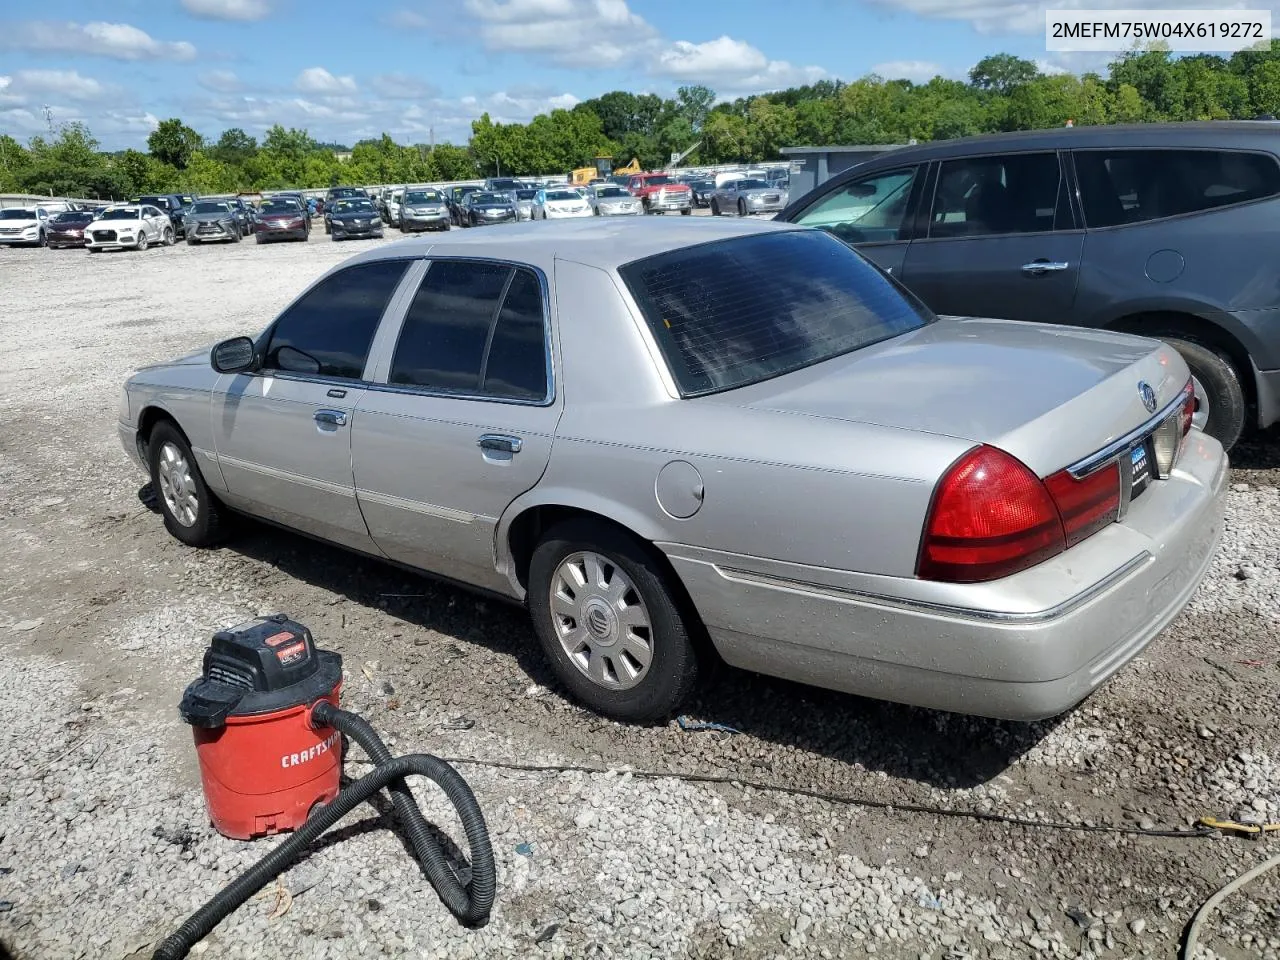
top-left (776, 122), bottom-right (1280, 450)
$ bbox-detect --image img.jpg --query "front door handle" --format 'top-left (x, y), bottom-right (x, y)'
top-left (314, 409), bottom-right (348, 427)
top-left (478, 434), bottom-right (522, 454)
top-left (1021, 260), bottom-right (1070, 275)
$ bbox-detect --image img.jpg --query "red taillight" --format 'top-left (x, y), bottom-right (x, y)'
top-left (1044, 462), bottom-right (1121, 548)
top-left (917, 446), bottom-right (1066, 583)
top-left (1178, 379), bottom-right (1195, 436)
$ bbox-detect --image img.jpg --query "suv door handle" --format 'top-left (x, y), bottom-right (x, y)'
top-left (314, 409), bottom-right (348, 427)
top-left (478, 434), bottom-right (522, 454)
top-left (1021, 260), bottom-right (1070, 275)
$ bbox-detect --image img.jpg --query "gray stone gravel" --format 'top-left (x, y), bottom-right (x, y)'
top-left (1, 238), bottom-right (1278, 960)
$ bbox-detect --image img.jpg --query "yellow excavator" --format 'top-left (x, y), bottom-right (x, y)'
top-left (570, 155), bottom-right (642, 185)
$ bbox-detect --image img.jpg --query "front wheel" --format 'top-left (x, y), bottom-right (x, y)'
top-left (738, 199), bottom-right (747, 217)
top-left (136, 233), bottom-right (149, 252)
top-left (710, 200), bottom-right (720, 216)
top-left (187, 235), bottom-right (198, 245)
top-left (527, 519), bottom-right (700, 722)
top-left (681, 208), bottom-right (692, 216)
top-left (148, 421), bottom-right (229, 547)
top-left (1161, 337), bottom-right (1247, 450)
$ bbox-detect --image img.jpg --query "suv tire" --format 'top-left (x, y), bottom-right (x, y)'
top-left (1160, 337), bottom-right (1247, 451)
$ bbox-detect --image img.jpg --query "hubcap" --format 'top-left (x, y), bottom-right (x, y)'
top-left (549, 551), bottom-right (653, 690)
top-left (157, 442), bottom-right (199, 527)
top-left (1190, 374), bottom-right (1210, 431)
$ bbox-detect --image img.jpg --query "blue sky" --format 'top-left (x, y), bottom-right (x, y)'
top-left (0, 0), bottom-right (1246, 149)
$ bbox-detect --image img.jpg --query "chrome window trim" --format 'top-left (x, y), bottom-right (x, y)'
top-left (372, 255), bottom-right (558, 409)
top-left (1066, 387), bottom-right (1189, 479)
top-left (715, 551), bottom-right (1151, 625)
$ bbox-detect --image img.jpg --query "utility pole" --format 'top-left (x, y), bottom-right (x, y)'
top-left (429, 126), bottom-right (435, 151)
top-left (43, 105), bottom-right (55, 137)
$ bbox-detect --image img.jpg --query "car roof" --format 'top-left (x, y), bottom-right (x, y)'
top-left (343, 217), bottom-right (800, 272)
top-left (852, 121), bottom-right (1280, 165)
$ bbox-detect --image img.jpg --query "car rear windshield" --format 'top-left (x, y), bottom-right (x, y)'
top-left (618, 230), bottom-right (933, 396)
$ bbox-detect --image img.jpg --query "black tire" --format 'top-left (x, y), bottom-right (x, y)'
top-left (187, 235), bottom-right (198, 245)
top-left (37, 229), bottom-right (47, 247)
top-left (738, 199), bottom-right (747, 217)
top-left (147, 420), bottom-right (229, 548)
top-left (163, 227), bottom-right (174, 246)
top-left (527, 519), bottom-right (700, 722)
top-left (1160, 337), bottom-right (1248, 450)
top-left (710, 199), bottom-right (720, 216)
top-left (681, 208), bottom-right (692, 216)
top-left (88, 247), bottom-right (101, 254)
top-left (232, 226), bottom-right (242, 243)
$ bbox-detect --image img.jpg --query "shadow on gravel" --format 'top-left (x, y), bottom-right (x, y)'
top-left (204, 511), bottom-right (1063, 791)
top-left (1230, 424), bottom-right (1280, 472)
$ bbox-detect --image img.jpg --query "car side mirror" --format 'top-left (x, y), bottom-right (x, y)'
top-left (211, 336), bottom-right (258, 374)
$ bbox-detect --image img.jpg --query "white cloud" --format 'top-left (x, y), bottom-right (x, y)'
top-left (394, 0), bottom-right (659, 67)
top-left (10, 70), bottom-right (109, 101)
top-left (863, 0), bottom-right (1262, 35)
top-left (198, 69), bottom-right (242, 93)
top-left (181, 0), bottom-right (272, 21)
top-left (652, 36), bottom-right (828, 96)
top-left (0, 20), bottom-right (196, 61)
top-left (295, 67), bottom-right (358, 94)
top-left (869, 60), bottom-right (946, 83)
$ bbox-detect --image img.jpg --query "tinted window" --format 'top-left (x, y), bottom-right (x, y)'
top-left (618, 231), bottom-right (932, 396)
top-left (264, 260), bottom-right (408, 379)
top-left (929, 153), bottom-right (1065, 238)
top-left (192, 201), bottom-right (229, 214)
top-left (1075, 148), bottom-right (1280, 228)
top-left (792, 167), bottom-right (917, 244)
top-left (390, 261), bottom-right (512, 393)
top-left (483, 270), bottom-right (548, 401)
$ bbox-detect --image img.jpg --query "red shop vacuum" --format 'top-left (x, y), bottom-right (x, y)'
top-left (151, 614), bottom-right (496, 960)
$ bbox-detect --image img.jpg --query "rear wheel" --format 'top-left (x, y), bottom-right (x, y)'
top-left (1159, 337), bottom-right (1247, 450)
top-left (527, 519), bottom-right (700, 722)
top-left (148, 421), bottom-right (229, 548)
top-left (163, 227), bottom-right (174, 246)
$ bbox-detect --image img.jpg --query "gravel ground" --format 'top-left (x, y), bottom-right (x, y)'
top-left (0, 225), bottom-right (1277, 960)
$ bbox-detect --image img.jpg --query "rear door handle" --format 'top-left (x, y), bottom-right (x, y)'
top-left (314, 409), bottom-right (348, 427)
top-left (478, 434), bottom-right (522, 454)
top-left (1021, 260), bottom-right (1070, 275)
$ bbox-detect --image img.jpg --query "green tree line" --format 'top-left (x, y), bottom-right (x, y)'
top-left (2, 48), bottom-right (1279, 198)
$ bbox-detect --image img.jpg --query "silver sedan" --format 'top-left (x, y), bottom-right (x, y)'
top-left (711, 178), bottom-right (788, 217)
top-left (118, 218), bottom-right (1225, 723)
top-left (588, 185), bottom-right (643, 216)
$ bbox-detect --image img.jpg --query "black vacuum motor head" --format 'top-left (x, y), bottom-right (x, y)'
top-left (179, 614), bottom-right (342, 728)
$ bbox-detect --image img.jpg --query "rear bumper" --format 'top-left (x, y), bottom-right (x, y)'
top-left (663, 433), bottom-right (1228, 721)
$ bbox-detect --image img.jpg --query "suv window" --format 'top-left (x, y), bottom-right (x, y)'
top-left (264, 260), bottom-right (409, 379)
top-left (1075, 148), bottom-right (1280, 228)
top-left (792, 167), bottom-right (918, 244)
top-left (618, 230), bottom-right (932, 397)
top-left (928, 153), bottom-right (1066, 238)
top-left (390, 261), bottom-right (548, 400)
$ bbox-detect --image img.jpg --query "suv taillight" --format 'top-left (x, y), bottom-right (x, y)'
top-left (918, 445), bottom-right (1124, 583)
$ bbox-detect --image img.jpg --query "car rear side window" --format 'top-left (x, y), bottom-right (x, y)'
top-left (929, 152), bottom-right (1068, 238)
top-left (264, 260), bottom-right (409, 380)
top-left (618, 230), bottom-right (932, 397)
top-left (390, 260), bottom-right (548, 400)
top-left (1075, 148), bottom-right (1280, 228)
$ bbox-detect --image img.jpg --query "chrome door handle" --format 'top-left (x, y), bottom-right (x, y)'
top-left (1021, 260), bottom-right (1070, 275)
top-left (314, 409), bottom-right (348, 427)
top-left (478, 434), bottom-right (522, 454)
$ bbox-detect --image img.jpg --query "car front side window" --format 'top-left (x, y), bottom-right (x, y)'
top-left (263, 260), bottom-right (410, 380)
top-left (389, 260), bottom-right (548, 401)
top-left (792, 167), bottom-right (918, 244)
top-left (928, 152), bottom-right (1066, 239)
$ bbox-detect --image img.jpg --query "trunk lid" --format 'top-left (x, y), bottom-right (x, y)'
top-left (702, 317), bottom-right (1191, 476)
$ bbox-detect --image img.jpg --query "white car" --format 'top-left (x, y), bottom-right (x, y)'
top-left (530, 188), bottom-right (593, 220)
top-left (588, 185), bottom-right (643, 216)
top-left (84, 204), bottom-right (174, 252)
top-left (0, 206), bottom-right (55, 247)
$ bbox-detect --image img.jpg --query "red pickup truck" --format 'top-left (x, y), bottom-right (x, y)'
top-left (626, 174), bottom-right (693, 215)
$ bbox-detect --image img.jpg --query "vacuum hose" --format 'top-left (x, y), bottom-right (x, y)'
top-left (152, 703), bottom-right (496, 960)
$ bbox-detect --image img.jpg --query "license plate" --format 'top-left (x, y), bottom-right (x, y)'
top-left (1129, 442), bottom-right (1151, 498)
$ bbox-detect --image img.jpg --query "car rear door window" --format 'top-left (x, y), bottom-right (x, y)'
top-left (389, 260), bottom-right (548, 401)
top-left (619, 230), bottom-right (932, 396)
top-left (264, 260), bottom-right (409, 379)
top-left (1075, 148), bottom-right (1280, 228)
top-left (928, 153), bottom-right (1066, 238)
top-left (791, 167), bottom-right (919, 243)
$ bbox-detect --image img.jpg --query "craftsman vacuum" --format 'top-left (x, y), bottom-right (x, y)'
top-left (152, 614), bottom-right (496, 960)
